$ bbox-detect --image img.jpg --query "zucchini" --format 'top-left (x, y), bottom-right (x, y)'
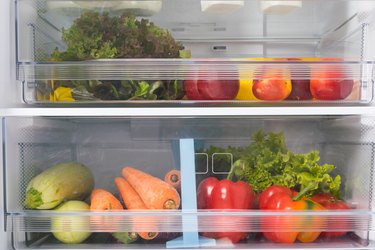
top-left (24, 162), bottom-right (94, 209)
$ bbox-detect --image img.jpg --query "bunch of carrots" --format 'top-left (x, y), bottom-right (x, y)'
top-left (90, 166), bottom-right (181, 241)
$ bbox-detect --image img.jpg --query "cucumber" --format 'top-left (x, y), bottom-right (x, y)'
top-left (24, 162), bottom-right (94, 209)
top-left (51, 200), bottom-right (92, 244)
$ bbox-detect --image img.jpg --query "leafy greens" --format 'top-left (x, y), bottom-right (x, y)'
top-left (51, 11), bottom-right (184, 61)
top-left (200, 130), bottom-right (341, 197)
top-left (44, 11), bottom-right (186, 101)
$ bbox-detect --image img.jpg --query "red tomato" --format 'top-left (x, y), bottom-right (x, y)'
top-left (252, 67), bottom-right (292, 101)
top-left (286, 58), bottom-right (312, 100)
top-left (184, 79), bottom-right (206, 100)
top-left (198, 79), bottom-right (239, 100)
top-left (287, 80), bottom-right (312, 100)
top-left (184, 74), bottom-right (239, 100)
top-left (310, 193), bottom-right (336, 205)
top-left (310, 59), bottom-right (354, 100)
top-left (252, 79), bottom-right (292, 101)
top-left (311, 193), bottom-right (351, 238)
top-left (310, 79), bottom-right (354, 100)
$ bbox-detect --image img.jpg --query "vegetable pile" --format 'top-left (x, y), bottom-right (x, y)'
top-left (25, 162), bottom-right (180, 245)
top-left (51, 12), bottom-right (183, 61)
top-left (197, 129), bottom-right (351, 243)
top-left (38, 11), bottom-right (186, 102)
top-left (37, 11), bottom-right (355, 103)
top-left (24, 130), bottom-right (353, 245)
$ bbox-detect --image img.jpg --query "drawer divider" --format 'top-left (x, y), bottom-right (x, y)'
top-left (166, 138), bottom-right (216, 248)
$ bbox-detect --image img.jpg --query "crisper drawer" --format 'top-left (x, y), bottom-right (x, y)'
top-left (3, 116), bottom-right (375, 249)
top-left (16, 0), bottom-right (375, 105)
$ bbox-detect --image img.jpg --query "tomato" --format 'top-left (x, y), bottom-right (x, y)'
top-left (310, 59), bottom-right (354, 100)
top-left (184, 79), bottom-right (239, 100)
top-left (311, 193), bottom-right (351, 238)
top-left (252, 79), bottom-right (292, 101)
top-left (310, 193), bottom-right (336, 205)
top-left (286, 59), bottom-right (312, 100)
top-left (184, 79), bottom-right (206, 100)
top-left (287, 80), bottom-right (312, 100)
top-left (252, 67), bottom-right (292, 101)
top-left (310, 79), bottom-right (354, 100)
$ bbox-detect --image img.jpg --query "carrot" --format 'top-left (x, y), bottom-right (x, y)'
top-left (164, 169), bottom-right (181, 192)
top-left (89, 188), bottom-right (124, 232)
top-left (90, 188), bottom-right (123, 211)
top-left (122, 166), bottom-right (181, 210)
top-left (115, 177), bottom-right (158, 240)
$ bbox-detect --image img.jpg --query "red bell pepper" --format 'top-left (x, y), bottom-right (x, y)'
top-left (311, 193), bottom-right (351, 238)
top-left (259, 185), bottom-right (325, 243)
top-left (197, 177), bottom-right (255, 243)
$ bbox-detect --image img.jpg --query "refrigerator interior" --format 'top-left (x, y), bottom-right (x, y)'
top-left (3, 116), bottom-right (375, 249)
top-left (13, 0), bottom-right (375, 104)
top-left (0, 0), bottom-right (14, 109)
top-left (3, 0), bottom-right (375, 250)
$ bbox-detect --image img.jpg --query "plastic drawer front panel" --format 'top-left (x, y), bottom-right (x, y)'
top-left (3, 116), bottom-right (375, 249)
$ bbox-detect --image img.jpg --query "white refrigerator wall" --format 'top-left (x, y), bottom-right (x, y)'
top-left (1, 0), bottom-right (13, 249)
top-left (0, 0), bottom-right (10, 108)
top-left (0, 119), bottom-right (9, 249)
top-left (0, 0), bottom-right (18, 109)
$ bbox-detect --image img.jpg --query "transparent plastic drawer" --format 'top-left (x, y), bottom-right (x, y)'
top-left (3, 116), bottom-right (375, 249)
top-left (15, 0), bottom-right (375, 105)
